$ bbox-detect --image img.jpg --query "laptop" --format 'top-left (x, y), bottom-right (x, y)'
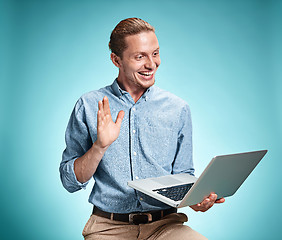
top-left (128, 150), bottom-right (267, 208)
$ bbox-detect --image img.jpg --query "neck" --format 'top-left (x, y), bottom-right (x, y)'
top-left (117, 78), bottom-right (147, 103)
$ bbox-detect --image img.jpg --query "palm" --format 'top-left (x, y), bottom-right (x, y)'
top-left (96, 96), bottom-right (124, 148)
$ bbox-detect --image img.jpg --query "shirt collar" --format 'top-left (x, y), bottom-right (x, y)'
top-left (111, 78), bottom-right (154, 101)
top-left (111, 79), bottom-right (125, 98)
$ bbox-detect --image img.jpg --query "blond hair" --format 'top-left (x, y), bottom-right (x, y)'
top-left (109, 18), bottom-right (155, 58)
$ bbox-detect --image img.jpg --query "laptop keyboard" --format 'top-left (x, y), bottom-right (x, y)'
top-left (153, 183), bottom-right (194, 201)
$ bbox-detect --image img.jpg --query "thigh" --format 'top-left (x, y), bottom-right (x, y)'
top-left (155, 224), bottom-right (208, 240)
top-left (82, 214), bottom-right (139, 240)
top-left (141, 213), bottom-right (208, 240)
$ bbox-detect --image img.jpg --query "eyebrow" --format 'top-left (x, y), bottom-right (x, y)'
top-left (133, 48), bottom-right (160, 55)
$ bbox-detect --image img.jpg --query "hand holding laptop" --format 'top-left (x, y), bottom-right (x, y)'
top-left (190, 193), bottom-right (225, 212)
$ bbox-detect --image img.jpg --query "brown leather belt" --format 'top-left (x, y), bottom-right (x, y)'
top-left (93, 206), bottom-right (177, 225)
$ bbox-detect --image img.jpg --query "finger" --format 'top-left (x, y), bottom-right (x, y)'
top-left (204, 194), bottom-right (219, 210)
top-left (98, 100), bottom-right (104, 117)
top-left (98, 100), bottom-right (103, 110)
top-left (98, 100), bottom-right (104, 124)
top-left (103, 96), bottom-right (111, 116)
top-left (115, 110), bottom-right (125, 128)
top-left (215, 198), bottom-right (225, 204)
top-left (210, 193), bottom-right (217, 203)
top-left (203, 196), bottom-right (216, 210)
top-left (97, 110), bottom-right (103, 128)
top-left (202, 198), bottom-right (211, 209)
top-left (207, 194), bottom-right (217, 207)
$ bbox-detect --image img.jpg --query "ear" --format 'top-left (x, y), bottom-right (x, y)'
top-left (111, 53), bottom-right (122, 68)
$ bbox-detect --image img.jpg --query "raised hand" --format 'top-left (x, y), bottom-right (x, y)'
top-left (96, 96), bottom-right (125, 149)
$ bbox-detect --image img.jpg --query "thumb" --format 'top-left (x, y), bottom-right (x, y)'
top-left (115, 110), bottom-right (124, 128)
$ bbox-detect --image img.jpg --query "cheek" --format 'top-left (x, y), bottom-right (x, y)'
top-left (122, 63), bottom-right (135, 75)
top-left (131, 62), bottom-right (145, 73)
top-left (125, 59), bottom-right (143, 70)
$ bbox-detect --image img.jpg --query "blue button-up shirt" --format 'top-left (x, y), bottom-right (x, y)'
top-left (60, 79), bottom-right (194, 213)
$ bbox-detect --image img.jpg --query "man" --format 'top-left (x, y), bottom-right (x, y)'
top-left (60, 18), bottom-right (224, 240)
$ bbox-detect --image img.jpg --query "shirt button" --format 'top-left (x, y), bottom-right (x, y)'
top-left (135, 176), bottom-right (139, 180)
top-left (132, 107), bottom-right (136, 111)
top-left (140, 197), bottom-right (143, 201)
top-left (133, 152), bottom-right (137, 156)
top-left (133, 130), bottom-right (136, 134)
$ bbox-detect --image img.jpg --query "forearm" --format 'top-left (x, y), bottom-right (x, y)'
top-left (74, 141), bottom-right (107, 183)
top-left (72, 96), bottom-right (124, 184)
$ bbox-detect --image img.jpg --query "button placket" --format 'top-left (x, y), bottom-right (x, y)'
top-left (130, 105), bottom-right (139, 181)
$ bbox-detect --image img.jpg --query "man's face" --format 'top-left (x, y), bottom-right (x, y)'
top-left (116, 31), bottom-right (161, 91)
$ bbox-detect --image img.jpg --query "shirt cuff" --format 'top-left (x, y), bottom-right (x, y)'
top-left (68, 158), bottom-right (89, 189)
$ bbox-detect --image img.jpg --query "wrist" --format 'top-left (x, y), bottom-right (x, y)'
top-left (92, 141), bottom-right (108, 155)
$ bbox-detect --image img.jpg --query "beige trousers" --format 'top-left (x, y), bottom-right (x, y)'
top-left (82, 213), bottom-right (208, 240)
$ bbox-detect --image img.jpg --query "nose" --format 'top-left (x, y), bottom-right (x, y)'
top-left (144, 56), bottom-right (155, 69)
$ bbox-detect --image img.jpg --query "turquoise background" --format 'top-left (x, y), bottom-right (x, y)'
top-left (1, 0), bottom-right (281, 239)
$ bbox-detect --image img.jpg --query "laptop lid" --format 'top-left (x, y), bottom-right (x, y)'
top-left (178, 150), bottom-right (267, 207)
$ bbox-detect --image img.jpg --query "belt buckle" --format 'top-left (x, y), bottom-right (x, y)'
top-left (129, 213), bottom-right (153, 224)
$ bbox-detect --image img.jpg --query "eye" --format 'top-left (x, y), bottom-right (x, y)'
top-left (153, 51), bottom-right (159, 57)
top-left (135, 55), bottom-right (144, 60)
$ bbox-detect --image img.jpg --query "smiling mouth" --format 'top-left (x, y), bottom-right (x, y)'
top-left (138, 71), bottom-right (154, 76)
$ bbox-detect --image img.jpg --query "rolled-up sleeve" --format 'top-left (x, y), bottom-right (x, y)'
top-left (60, 98), bottom-right (93, 193)
top-left (172, 104), bottom-right (195, 175)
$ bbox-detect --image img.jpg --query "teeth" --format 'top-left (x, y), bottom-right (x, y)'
top-left (139, 72), bottom-right (153, 76)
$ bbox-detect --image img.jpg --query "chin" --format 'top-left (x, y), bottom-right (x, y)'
top-left (140, 79), bottom-right (155, 89)
top-left (137, 75), bottom-right (155, 86)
